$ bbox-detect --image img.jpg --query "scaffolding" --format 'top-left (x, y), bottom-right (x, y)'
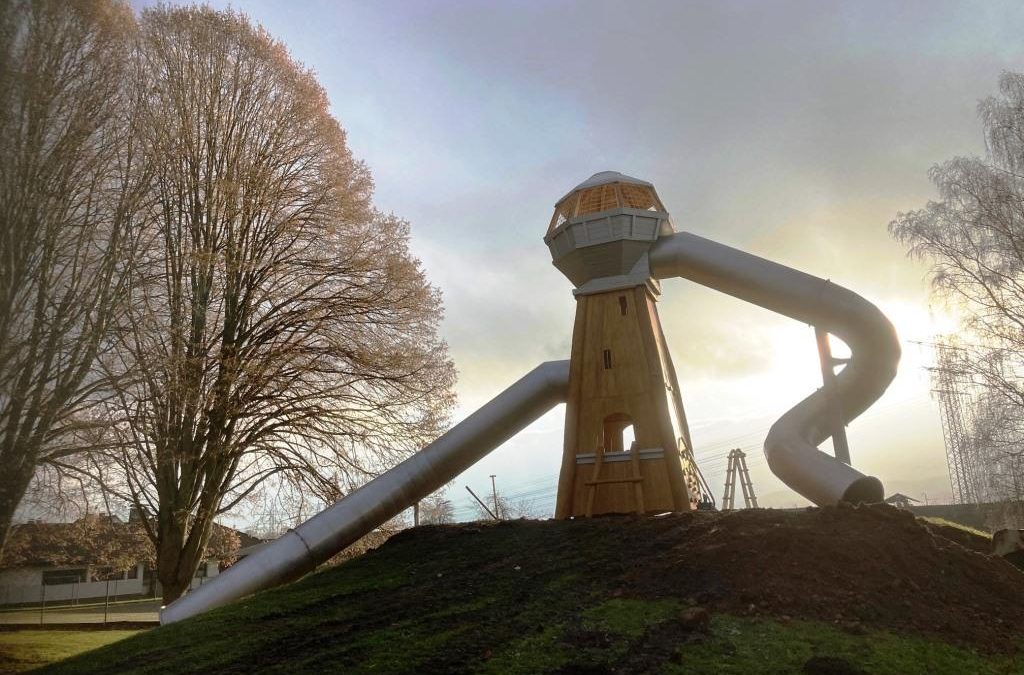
top-left (931, 343), bottom-right (980, 504)
top-left (722, 448), bottom-right (758, 510)
top-left (928, 339), bottom-right (1024, 509)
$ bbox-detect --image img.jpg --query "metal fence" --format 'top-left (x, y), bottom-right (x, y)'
top-left (0, 573), bottom-right (218, 625)
top-left (0, 576), bottom-right (145, 607)
top-left (0, 586), bottom-right (159, 625)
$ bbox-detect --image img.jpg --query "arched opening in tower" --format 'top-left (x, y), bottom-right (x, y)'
top-left (602, 413), bottom-right (635, 453)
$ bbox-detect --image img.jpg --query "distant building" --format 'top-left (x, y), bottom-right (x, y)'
top-left (0, 516), bottom-right (263, 606)
top-left (884, 493), bottom-right (921, 509)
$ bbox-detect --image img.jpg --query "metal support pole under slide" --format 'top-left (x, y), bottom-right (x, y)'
top-left (648, 232), bottom-right (900, 507)
top-left (816, 326), bottom-right (852, 464)
top-left (160, 360), bottom-right (570, 625)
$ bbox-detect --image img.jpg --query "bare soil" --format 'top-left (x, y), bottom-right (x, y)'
top-left (613, 503), bottom-right (1023, 650)
top-left (373, 502), bottom-right (1024, 654)
top-left (39, 503), bottom-right (1024, 674)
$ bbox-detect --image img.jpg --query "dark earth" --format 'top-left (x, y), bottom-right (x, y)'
top-left (407, 503), bottom-right (1024, 653)
top-left (38, 503), bottom-right (1024, 674)
top-left (622, 504), bottom-right (1023, 649)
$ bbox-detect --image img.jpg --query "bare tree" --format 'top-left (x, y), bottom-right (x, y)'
top-left (891, 71), bottom-right (1024, 510)
top-left (86, 7), bottom-right (455, 603)
top-left (418, 491), bottom-right (455, 525)
top-left (468, 489), bottom-right (540, 521)
top-left (0, 0), bottom-right (144, 556)
top-left (971, 391), bottom-right (1024, 504)
top-left (325, 515), bottom-right (408, 566)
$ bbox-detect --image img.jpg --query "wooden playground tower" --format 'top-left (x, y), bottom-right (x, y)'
top-left (546, 172), bottom-right (706, 518)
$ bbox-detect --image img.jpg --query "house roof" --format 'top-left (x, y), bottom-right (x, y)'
top-left (1, 516), bottom-right (149, 569)
top-left (235, 529), bottom-right (265, 549)
top-left (1, 515), bottom-right (261, 569)
top-left (884, 493), bottom-right (920, 504)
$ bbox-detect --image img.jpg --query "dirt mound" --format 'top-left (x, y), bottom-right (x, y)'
top-left (616, 504), bottom-right (1023, 650)
top-left (361, 502), bottom-right (1023, 654)
top-left (40, 505), bottom-right (1024, 674)
top-left (922, 520), bottom-right (992, 554)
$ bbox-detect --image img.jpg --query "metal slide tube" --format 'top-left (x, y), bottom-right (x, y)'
top-left (160, 360), bottom-right (570, 625)
top-left (649, 232), bottom-right (900, 506)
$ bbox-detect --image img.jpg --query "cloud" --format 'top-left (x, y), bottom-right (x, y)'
top-left (145, 0), bottom-right (1024, 511)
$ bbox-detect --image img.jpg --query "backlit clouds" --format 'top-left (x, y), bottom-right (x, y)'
top-left (136, 0), bottom-right (1024, 513)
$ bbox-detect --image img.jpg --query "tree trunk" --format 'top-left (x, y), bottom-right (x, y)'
top-left (156, 516), bottom-right (195, 604)
top-left (155, 505), bottom-right (218, 605)
top-left (0, 509), bottom-right (14, 564)
top-left (159, 574), bottom-right (191, 606)
top-left (0, 463), bottom-right (35, 562)
top-left (156, 541), bottom-right (195, 605)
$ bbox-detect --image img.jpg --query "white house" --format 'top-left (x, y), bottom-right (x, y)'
top-left (0, 516), bottom-right (257, 606)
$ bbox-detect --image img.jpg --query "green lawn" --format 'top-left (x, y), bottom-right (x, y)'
top-left (669, 614), bottom-right (1022, 675)
top-left (478, 599), bottom-right (1020, 675)
top-left (0, 630), bottom-right (142, 672)
top-left (30, 605), bottom-right (1021, 675)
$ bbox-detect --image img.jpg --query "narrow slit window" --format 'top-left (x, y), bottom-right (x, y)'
top-left (618, 295), bottom-right (628, 316)
top-left (603, 349), bottom-right (612, 369)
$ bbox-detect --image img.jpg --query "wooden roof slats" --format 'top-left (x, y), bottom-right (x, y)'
top-left (619, 182), bottom-right (660, 211)
top-left (550, 181), bottom-right (664, 233)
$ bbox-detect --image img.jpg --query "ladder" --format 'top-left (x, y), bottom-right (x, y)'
top-left (722, 448), bottom-right (758, 510)
top-left (584, 443), bottom-right (646, 516)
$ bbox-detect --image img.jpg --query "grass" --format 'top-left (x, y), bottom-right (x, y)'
top-left (32, 609), bottom-right (1018, 675)
top-left (26, 517), bottom-right (1023, 674)
top-left (482, 600), bottom-right (1020, 675)
top-left (922, 517), bottom-right (992, 540)
top-left (482, 598), bottom-right (685, 674)
top-left (0, 630), bottom-right (142, 672)
top-left (670, 615), bottom-right (1021, 675)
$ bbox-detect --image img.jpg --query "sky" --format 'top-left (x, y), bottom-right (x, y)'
top-left (138, 0), bottom-right (1024, 519)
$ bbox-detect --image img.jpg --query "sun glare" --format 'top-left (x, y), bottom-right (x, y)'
top-left (882, 301), bottom-right (961, 343)
top-left (748, 300), bottom-right (961, 408)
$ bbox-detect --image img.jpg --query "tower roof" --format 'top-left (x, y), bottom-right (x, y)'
top-left (545, 171), bottom-right (674, 294)
top-left (557, 171), bottom-right (654, 204)
top-left (549, 170), bottom-right (668, 234)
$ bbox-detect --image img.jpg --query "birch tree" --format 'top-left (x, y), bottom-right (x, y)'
top-left (891, 71), bottom-right (1024, 506)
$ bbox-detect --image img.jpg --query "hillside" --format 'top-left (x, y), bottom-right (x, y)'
top-left (40, 504), bottom-right (1024, 674)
